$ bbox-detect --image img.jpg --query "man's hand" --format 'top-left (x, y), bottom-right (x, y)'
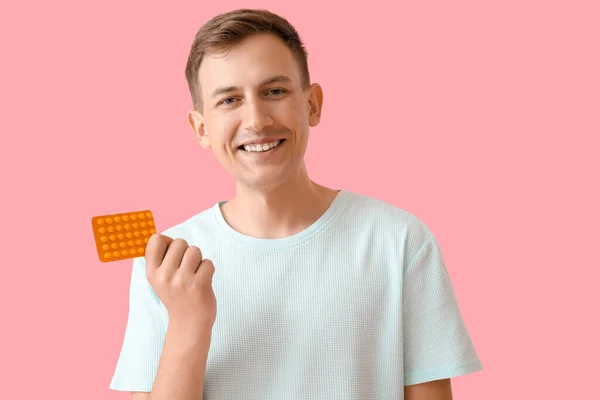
top-left (145, 234), bottom-right (217, 329)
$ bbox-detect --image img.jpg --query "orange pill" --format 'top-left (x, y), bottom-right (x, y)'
top-left (91, 210), bottom-right (156, 262)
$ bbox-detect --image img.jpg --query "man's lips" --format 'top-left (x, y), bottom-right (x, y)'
top-left (237, 137), bottom-right (287, 147)
top-left (238, 138), bottom-right (286, 152)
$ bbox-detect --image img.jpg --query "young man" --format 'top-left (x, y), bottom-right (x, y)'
top-left (109, 8), bottom-right (482, 400)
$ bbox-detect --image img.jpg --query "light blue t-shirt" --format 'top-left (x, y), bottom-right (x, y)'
top-left (109, 189), bottom-right (482, 399)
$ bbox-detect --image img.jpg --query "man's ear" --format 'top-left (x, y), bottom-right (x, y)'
top-left (187, 109), bottom-right (211, 149)
top-left (307, 83), bottom-right (323, 127)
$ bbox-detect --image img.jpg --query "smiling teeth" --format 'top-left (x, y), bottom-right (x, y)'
top-left (244, 140), bottom-right (281, 152)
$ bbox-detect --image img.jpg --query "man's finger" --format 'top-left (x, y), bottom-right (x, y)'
top-left (145, 234), bottom-right (173, 272)
top-left (194, 259), bottom-right (215, 288)
top-left (179, 245), bottom-right (203, 276)
top-left (161, 238), bottom-right (188, 271)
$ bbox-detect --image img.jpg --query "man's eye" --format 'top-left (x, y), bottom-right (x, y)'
top-left (267, 89), bottom-right (286, 96)
top-left (219, 98), bottom-right (236, 106)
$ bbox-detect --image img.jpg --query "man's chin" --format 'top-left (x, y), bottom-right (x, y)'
top-left (236, 171), bottom-right (292, 190)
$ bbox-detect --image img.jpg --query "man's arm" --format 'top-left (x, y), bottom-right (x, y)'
top-left (404, 378), bottom-right (453, 400)
top-left (134, 321), bottom-right (212, 400)
top-left (123, 235), bottom-right (215, 400)
top-left (130, 322), bottom-right (212, 399)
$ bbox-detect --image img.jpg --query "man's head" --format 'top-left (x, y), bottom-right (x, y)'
top-left (185, 9), bottom-right (323, 189)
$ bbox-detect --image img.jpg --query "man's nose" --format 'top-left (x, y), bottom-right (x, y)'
top-left (243, 98), bottom-right (273, 133)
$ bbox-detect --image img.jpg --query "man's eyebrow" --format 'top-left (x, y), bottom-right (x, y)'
top-left (211, 75), bottom-right (292, 99)
top-left (260, 75), bottom-right (292, 87)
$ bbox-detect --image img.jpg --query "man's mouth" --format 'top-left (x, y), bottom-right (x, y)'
top-left (238, 139), bottom-right (286, 153)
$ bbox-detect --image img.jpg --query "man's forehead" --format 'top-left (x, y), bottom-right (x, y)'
top-left (198, 36), bottom-right (300, 92)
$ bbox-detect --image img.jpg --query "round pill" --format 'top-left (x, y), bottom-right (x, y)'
top-left (130, 214), bottom-right (137, 220)
top-left (141, 222), bottom-right (147, 228)
top-left (106, 218), bottom-right (113, 223)
top-left (116, 225), bottom-right (122, 231)
top-left (133, 223), bottom-right (139, 229)
top-left (138, 213), bottom-right (145, 219)
top-left (144, 238), bottom-right (149, 244)
top-left (121, 250), bottom-right (128, 256)
top-left (108, 226), bottom-right (114, 232)
top-left (99, 227), bottom-right (106, 234)
top-left (123, 215), bottom-right (129, 221)
top-left (117, 233), bottom-right (124, 240)
top-left (137, 247), bottom-right (144, 254)
top-left (124, 224), bottom-right (131, 230)
top-left (142, 230), bottom-right (148, 236)
top-left (112, 251), bottom-right (119, 257)
top-left (97, 219), bottom-right (104, 225)
top-left (111, 243), bottom-right (118, 249)
top-left (100, 236), bottom-right (108, 242)
top-left (114, 216), bottom-right (121, 222)
top-left (150, 228), bottom-right (156, 234)
top-left (109, 235), bottom-right (116, 241)
top-left (104, 252), bottom-right (111, 258)
top-left (129, 249), bottom-right (136, 255)
top-left (128, 240), bottom-right (134, 247)
top-left (136, 239), bottom-right (142, 245)
top-left (146, 212), bottom-right (152, 218)
top-left (148, 221), bottom-right (154, 227)
top-left (102, 244), bottom-right (109, 250)
top-left (120, 242), bottom-right (126, 248)
top-left (126, 232), bottom-right (133, 238)
top-left (134, 231), bottom-right (140, 237)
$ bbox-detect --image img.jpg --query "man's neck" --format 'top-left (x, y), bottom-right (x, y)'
top-left (220, 174), bottom-right (339, 240)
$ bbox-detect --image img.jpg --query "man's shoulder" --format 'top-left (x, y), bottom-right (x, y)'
top-left (342, 190), bottom-right (435, 250)
top-left (156, 203), bottom-right (218, 241)
top-left (344, 190), bottom-right (431, 231)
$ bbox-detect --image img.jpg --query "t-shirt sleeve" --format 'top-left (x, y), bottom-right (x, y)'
top-left (109, 256), bottom-right (167, 392)
top-left (402, 233), bottom-right (483, 386)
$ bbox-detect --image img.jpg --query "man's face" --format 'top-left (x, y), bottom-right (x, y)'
top-left (188, 33), bottom-right (323, 189)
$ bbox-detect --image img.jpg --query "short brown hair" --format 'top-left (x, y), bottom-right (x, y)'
top-left (184, 9), bottom-right (311, 112)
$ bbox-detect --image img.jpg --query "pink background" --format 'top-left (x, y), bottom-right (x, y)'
top-left (1, 0), bottom-right (598, 398)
